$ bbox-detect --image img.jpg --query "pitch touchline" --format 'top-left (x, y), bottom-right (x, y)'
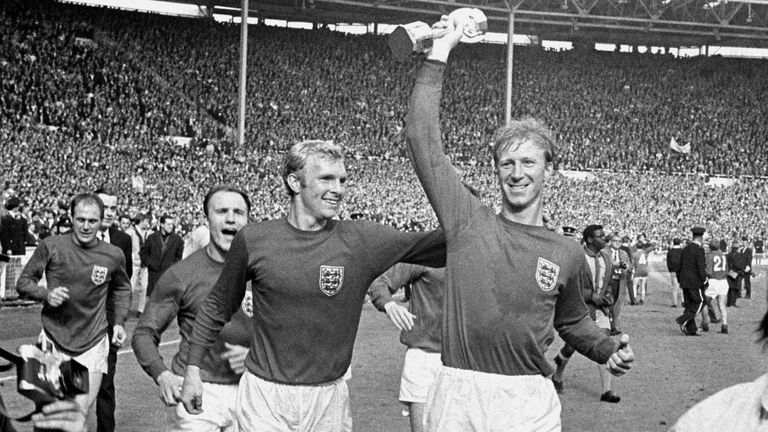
top-left (0, 339), bottom-right (181, 383)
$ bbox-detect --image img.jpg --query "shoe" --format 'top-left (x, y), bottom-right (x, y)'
top-left (610, 329), bottom-right (622, 336)
top-left (685, 331), bottom-right (700, 336)
top-left (678, 323), bottom-right (687, 334)
top-left (629, 302), bottom-right (636, 306)
top-left (745, 295), bottom-right (752, 300)
top-left (721, 325), bottom-right (728, 334)
top-left (600, 391), bottom-right (621, 403)
top-left (710, 318), bottom-right (721, 324)
top-left (639, 299), bottom-right (644, 305)
top-left (552, 378), bottom-right (563, 394)
top-left (671, 304), bottom-right (678, 308)
top-left (700, 326), bottom-right (710, 332)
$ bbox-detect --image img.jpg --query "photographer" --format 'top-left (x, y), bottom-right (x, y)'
top-left (0, 397), bottom-right (85, 432)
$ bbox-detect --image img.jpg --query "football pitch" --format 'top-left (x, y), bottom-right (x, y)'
top-left (1, 266), bottom-right (766, 431)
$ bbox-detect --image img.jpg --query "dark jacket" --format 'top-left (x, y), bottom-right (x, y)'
top-left (0, 214), bottom-right (28, 255)
top-left (107, 226), bottom-right (133, 326)
top-left (666, 246), bottom-right (683, 273)
top-left (140, 230), bottom-right (183, 294)
top-left (678, 241), bottom-right (707, 290)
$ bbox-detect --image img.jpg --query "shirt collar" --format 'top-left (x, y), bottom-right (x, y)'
top-left (584, 246), bottom-right (600, 258)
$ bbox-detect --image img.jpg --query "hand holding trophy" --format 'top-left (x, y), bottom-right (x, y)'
top-left (388, 8), bottom-right (488, 60)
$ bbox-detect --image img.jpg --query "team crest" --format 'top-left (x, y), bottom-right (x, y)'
top-left (319, 265), bottom-right (345, 296)
top-left (535, 258), bottom-right (559, 292)
top-left (91, 265), bottom-right (108, 285)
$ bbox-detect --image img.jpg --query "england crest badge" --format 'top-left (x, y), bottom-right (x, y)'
top-left (319, 265), bottom-right (345, 296)
top-left (535, 258), bottom-right (559, 292)
top-left (91, 265), bottom-right (108, 285)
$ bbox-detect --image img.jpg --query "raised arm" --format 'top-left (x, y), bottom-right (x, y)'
top-left (404, 16), bottom-right (482, 233)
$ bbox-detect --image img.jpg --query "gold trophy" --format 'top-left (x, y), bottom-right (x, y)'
top-left (388, 8), bottom-right (488, 60)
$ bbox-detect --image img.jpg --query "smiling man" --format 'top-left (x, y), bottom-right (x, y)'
top-left (132, 185), bottom-right (252, 432)
top-left (180, 140), bottom-right (445, 432)
top-left (403, 16), bottom-right (634, 432)
top-left (16, 193), bottom-right (131, 424)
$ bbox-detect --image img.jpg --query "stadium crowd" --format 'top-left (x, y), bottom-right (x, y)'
top-left (1, 0), bottom-right (767, 246)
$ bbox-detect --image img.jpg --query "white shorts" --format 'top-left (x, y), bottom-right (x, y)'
top-left (39, 331), bottom-right (109, 375)
top-left (171, 381), bottom-right (238, 432)
top-left (425, 366), bottom-right (561, 432)
top-left (236, 371), bottom-right (352, 432)
top-left (705, 279), bottom-right (728, 298)
top-left (399, 348), bottom-right (443, 404)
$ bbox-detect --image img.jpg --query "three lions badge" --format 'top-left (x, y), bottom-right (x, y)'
top-left (319, 265), bottom-right (345, 296)
top-left (91, 265), bottom-right (108, 285)
top-left (536, 258), bottom-right (559, 292)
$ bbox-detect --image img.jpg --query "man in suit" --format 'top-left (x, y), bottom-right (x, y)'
top-left (551, 224), bottom-right (619, 402)
top-left (666, 238), bottom-right (684, 307)
top-left (676, 227), bottom-right (708, 336)
top-left (727, 238), bottom-right (748, 307)
top-left (0, 196), bottom-right (28, 255)
top-left (140, 214), bottom-right (183, 297)
top-left (740, 236), bottom-right (753, 300)
top-left (607, 233), bottom-right (633, 335)
top-left (94, 188), bottom-right (133, 432)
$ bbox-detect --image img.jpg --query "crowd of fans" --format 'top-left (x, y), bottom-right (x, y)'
top-left (1, 0), bottom-right (767, 248)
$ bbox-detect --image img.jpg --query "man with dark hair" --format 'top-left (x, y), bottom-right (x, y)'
top-left (133, 185), bottom-right (251, 431)
top-left (0, 196), bottom-right (28, 255)
top-left (676, 227), bottom-right (708, 336)
top-left (666, 238), bottom-right (684, 307)
top-left (551, 224), bottom-right (619, 403)
top-left (16, 193), bottom-right (131, 423)
top-left (140, 214), bottom-right (183, 297)
top-left (180, 141), bottom-right (445, 431)
top-left (402, 18), bottom-right (633, 430)
top-left (93, 188), bottom-right (133, 432)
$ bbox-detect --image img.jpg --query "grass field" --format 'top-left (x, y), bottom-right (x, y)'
top-left (1, 265), bottom-right (766, 432)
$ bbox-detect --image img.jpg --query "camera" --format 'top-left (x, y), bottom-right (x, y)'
top-left (0, 344), bottom-right (88, 419)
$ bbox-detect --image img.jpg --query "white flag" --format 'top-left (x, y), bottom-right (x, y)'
top-left (670, 137), bottom-right (691, 154)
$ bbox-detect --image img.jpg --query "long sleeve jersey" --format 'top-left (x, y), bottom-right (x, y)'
top-left (368, 263), bottom-right (444, 353)
top-left (404, 61), bottom-right (617, 377)
top-left (188, 217), bottom-right (445, 385)
top-left (132, 247), bottom-right (250, 384)
top-left (16, 233), bottom-right (131, 355)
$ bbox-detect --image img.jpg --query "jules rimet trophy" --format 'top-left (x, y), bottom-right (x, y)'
top-left (388, 8), bottom-right (488, 60)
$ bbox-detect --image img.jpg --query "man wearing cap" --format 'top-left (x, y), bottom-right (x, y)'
top-left (0, 197), bottom-right (28, 255)
top-left (676, 227), bottom-right (708, 336)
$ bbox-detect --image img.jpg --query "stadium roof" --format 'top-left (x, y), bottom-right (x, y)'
top-left (179, 0), bottom-right (768, 49)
